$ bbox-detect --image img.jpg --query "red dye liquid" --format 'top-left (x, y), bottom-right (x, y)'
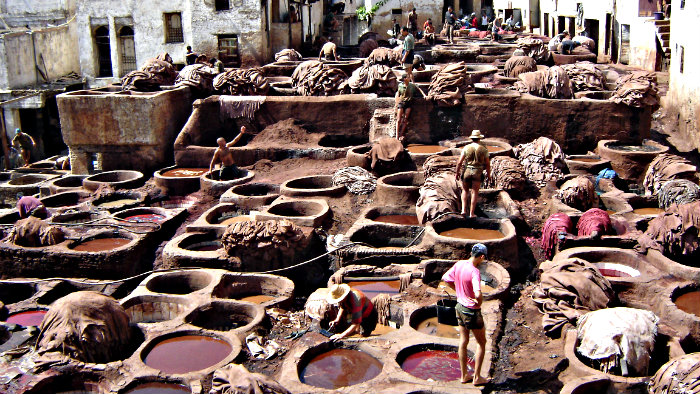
top-left (401, 350), bottom-right (471, 381)
top-left (143, 335), bottom-right (232, 374)
top-left (300, 348), bottom-right (382, 389)
top-left (73, 238), bottom-right (131, 252)
top-left (372, 215), bottom-right (419, 225)
top-left (346, 280), bottom-right (401, 300)
top-left (124, 214), bottom-right (166, 223)
top-left (125, 382), bottom-right (191, 394)
top-left (598, 268), bottom-right (632, 278)
top-left (6, 310), bottom-right (47, 326)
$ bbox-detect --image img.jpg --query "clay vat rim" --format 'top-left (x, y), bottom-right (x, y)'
top-left (420, 259), bottom-right (510, 300)
top-left (22, 371), bottom-right (111, 394)
top-left (0, 281), bottom-right (38, 304)
top-left (212, 272), bottom-right (295, 303)
top-left (203, 204), bottom-right (250, 226)
top-left (120, 294), bottom-right (194, 323)
top-left (280, 175), bottom-right (344, 193)
top-left (377, 171), bottom-right (424, 189)
top-left (6, 174), bottom-right (54, 186)
top-left (112, 206), bottom-right (169, 221)
top-left (50, 210), bottom-right (107, 225)
top-left (552, 247), bottom-right (651, 279)
top-left (602, 141), bottom-right (665, 153)
top-left (347, 222), bottom-right (425, 249)
top-left (183, 300), bottom-right (265, 332)
top-left (144, 270), bottom-right (214, 295)
top-left (229, 182), bottom-right (280, 197)
top-left (296, 341), bottom-right (385, 386)
top-left (50, 175), bottom-right (87, 188)
top-left (118, 378), bottom-right (193, 394)
top-left (39, 191), bottom-right (91, 208)
top-left (670, 283), bottom-right (700, 321)
top-left (395, 342), bottom-right (471, 382)
top-left (363, 206), bottom-right (419, 223)
top-left (84, 170), bottom-right (145, 183)
top-left (67, 231), bottom-right (136, 252)
top-left (200, 169), bottom-right (253, 182)
top-left (264, 200), bottom-right (327, 219)
top-left (155, 165), bottom-right (210, 179)
top-left (428, 218), bottom-right (516, 242)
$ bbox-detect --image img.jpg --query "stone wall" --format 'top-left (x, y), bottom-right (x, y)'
top-left (367, 0), bottom-right (444, 43)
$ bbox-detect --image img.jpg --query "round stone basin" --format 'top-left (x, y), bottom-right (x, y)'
top-left (348, 224), bottom-right (424, 249)
top-left (230, 182), bottom-right (278, 197)
top-left (397, 344), bottom-right (471, 382)
top-left (83, 170), bottom-right (144, 192)
top-left (5, 309), bottom-right (47, 326)
top-left (594, 263), bottom-right (641, 278)
top-left (142, 333), bottom-right (233, 374)
top-left (410, 307), bottom-right (460, 339)
top-left (266, 200), bottom-right (324, 217)
top-left (216, 214), bottom-right (251, 226)
top-left (185, 301), bottom-right (262, 331)
top-left (552, 247), bottom-right (652, 281)
top-left (280, 175), bottom-right (345, 197)
top-left (364, 206), bottom-right (420, 226)
top-left (160, 167), bottom-right (208, 178)
top-left (0, 282), bottom-right (37, 304)
top-left (123, 382), bottom-right (191, 394)
top-left (673, 286), bottom-right (700, 317)
top-left (406, 144), bottom-right (449, 155)
top-left (345, 279), bottom-right (401, 300)
top-left (438, 227), bottom-right (505, 240)
top-left (52, 210), bottom-right (106, 225)
top-left (70, 236), bottom-right (132, 252)
top-left (93, 193), bottom-right (141, 210)
top-left (346, 145), bottom-right (372, 169)
top-left (186, 240), bottom-right (222, 252)
top-left (122, 295), bottom-right (190, 323)
top-left (50, 175), bottom-right (85, 191)
top-left (146, 271), bottom-right (212, 294)
top-left (632, 207), bottom-right (665, 216)
top-left (379, 171), bottom-right (424, 188)
top-left (40, 191), bottom-right (90, 208)
top-left (114, 208), bottom-right (167, 224)
top-left (7, 174), bottom-right (50, 185)
top-left (568, 155), bottom-right (605, 163)
top-left (605, 142), bottom-right (662, 152)
top-left (299, 347), bottom-right (382, 389)
top-left (220, 183), bottom-right (280, 209)
top-left (176, 233), bottom-right (223, 252)
top-left (212, 273), bottom-right (295, 307)
top-left (25, 374), bottom-right (106, 394)
top-left (376, 171), bottom-right (424, 205)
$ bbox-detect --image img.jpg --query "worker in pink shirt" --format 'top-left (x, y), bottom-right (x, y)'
top-left (442, 243), bottom-right (489, 385)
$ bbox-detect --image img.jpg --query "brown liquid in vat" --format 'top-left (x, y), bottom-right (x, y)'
top-left (406, 144), bottom-right (445, 154)
top-left (238, 295), bottom-right (275, 303)
top-left (73, 238), bottom-right (130, 252)
top-left (162, 168), bottom-right (208, 177)
top-left (372, 215), bottom-right (419, 225)
top-left (416, 316), bottom-right (461, 338)
top-left (675, 291), bottom-right (700, 317)
top-left (300, 348), bottom-right (382, 389)
top-left (143, 335), bottom-right (232, 374)
top-left (632, 207), bottom-right (664, 216)
top-left (98, 198), bottom-right (139, 208)
top-left (346, 280), bottom-right (401, 300)
top-left (439, 228), bottom-right (505, 240)
top-left (485, 145), bottom-right (503, 153)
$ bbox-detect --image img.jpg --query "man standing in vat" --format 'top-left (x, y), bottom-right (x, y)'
top-left (209, 126), bottom-right (248, 181)
top-left (455, 130), bottom-right (490, 217)
top-left (442, 243), bottom-right (489, 385)
top-left (326, 283), bottom-right (378, 341)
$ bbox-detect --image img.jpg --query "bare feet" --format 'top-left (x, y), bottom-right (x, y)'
top-left (473, 376), bottom-right (489, 386)
top-left (460, 376), bottom-right (473, 384)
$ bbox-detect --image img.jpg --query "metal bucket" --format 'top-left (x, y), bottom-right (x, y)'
top-left (436, 298), bottom-right (458, 326)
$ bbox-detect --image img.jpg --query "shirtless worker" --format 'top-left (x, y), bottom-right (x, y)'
top-left (209, 126), bottom-right (249, 180)
top-left (12, 128), bottom-right (36, 167)
top-left (318, 37), bottom-right (339, 61)
top-left (455, 130), bottom-right (490, 217)
top-left (442, 243), bottom-right (489, 385)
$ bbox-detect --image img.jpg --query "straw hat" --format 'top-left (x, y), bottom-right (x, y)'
top-left (326, 283), bottom-right (351, 304)
top-left (469, 129), bottom-right (485, 140)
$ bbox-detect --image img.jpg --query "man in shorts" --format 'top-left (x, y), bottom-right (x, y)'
top-left (395, 74), bottom-right (419, 142)
top-left (400, 26), bottom-right (415, 82)
top-left (455, 129), bottom-right (490, 217)
top-left (442, 243), bottom-right (489, 385)
top-left (209, 126), bottom-right (249, 180)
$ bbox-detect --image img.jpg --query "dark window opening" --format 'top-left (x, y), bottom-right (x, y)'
top-left (392, 8), bottom-right (402, 15)
top-left (94, 26), bottom-right (112, 77)
top-left (119, 26), bottom-right (136, 75)
top-left (680, 0), bottom-right (685, 9)
top-left (215, 0), bottom-right (230, 10)
top-left (544, 13), bottom-right (549, 36)
top-left (164, 12), bottom-right (183, 43)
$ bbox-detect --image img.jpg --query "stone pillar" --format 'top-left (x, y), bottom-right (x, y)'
top-left (3, 108), bottom-right (21, 140)
top-left (109, 16), bottom-right (120, 79)
top-left (69, 148), bottom-right (91, 175)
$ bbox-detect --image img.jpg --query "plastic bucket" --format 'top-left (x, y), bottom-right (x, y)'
top-left (436, 298), bottom-right (458, 326)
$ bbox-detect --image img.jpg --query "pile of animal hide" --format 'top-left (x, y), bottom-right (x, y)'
top-left (291, 60), bottom-right (348, 96)
top-left (210, 364), bottom-right (290, 394)
top-left (369, 137), bottom-right (405, 170)
top-left (121, 53), bottom-right (178, 91)
top-left (513, 137), bottom-right (567, 187)
top-left (345, 64), bottom-right (398, 96)
top-left (423, 154), bottom-right (458, 179)
top-left (577, 307), bottom-right (658, 376)
top-left (8, 217), bottom-right (64, 247)
top-left (515, 37), bottom-right (549, 63)
top-left (573, 35), bottom-right (596, 52)
top-left (364, 47), bottom-right (403, 67)
top-left (503, 56), bottom-right (537, 78)
top-left (426, 62), bottom-right (473, 106)
top-left (213, 68), bottom-right (270, 96)
top-left (359, 38), bottom-right (379, 58)
top-left (658, 179), bottom-right (700, 209)
top-left (483, 156), bottom-right (527, 191)
top-left (643, 153), bottom-right (698, 196)
top-left (541, 213), bottom-right (574, 259)
top-left (416, 172), bottom-right (462, 225)
top-left (560, 61), bottom-right (607, 92)
top-left (175, 64), bottom-right (220, 93)
top-left (649, 352), bottom-right (700, 394)
top-left (532, 258), bottom-right (615, 336)
top-left (274, 49), bottom-right (302, 62)
top-left (609, 71), bottom-right (660, 109)
top-left (577, 208), bottom-right (614, 237)
top-left (637, 201), bottom-right (700, 260)
top-left (555, 176), bottom-right (597, 211)
top-left (36, 291), bottom-right (132, 363)
top-left (332, 166), bottom-right (377, 195)
top-left (513, 66), bottom-right (573, 99)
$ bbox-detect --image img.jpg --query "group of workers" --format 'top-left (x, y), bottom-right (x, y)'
top-left (185, 46), bottom-right (224, 72)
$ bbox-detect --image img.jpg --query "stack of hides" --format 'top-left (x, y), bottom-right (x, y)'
top-left (649, 352), bottom-right (700, 394)
top-left (515, 37), bottom-right (549, 63)
top-left (577, 208), bottom-right (614, 237)
top-left (637, 201), bottom-right (700, 260)
top-left (274, 49), bottom-right (302, 62)
top-left (213, 68), bottom-right (270, 96)
top-left (121, 53), bottom-right (178, 91)
top-left (560, 61), bottom-right (607, 92)
top-left (175, 64), bottom-right (220, 93)
top-left (555, 176), bottom-right (597, 211)
top-left (658, 179), bottom-right (700, 209)
top-left (483, 156), bottom-right (527, 191)
top-left (643, 153), bottom-right (698, 196)
top-left (513, 137), bottom-right (567, 187)
top-left (291, 60), bottom-right (348, 96)
top-left (345, 64), bottom-right (398, 96)
top-left (513, 66), bottom-right (574, 99)
top-left (364, 47), bottom-right (403, 67)
top-left (416, 172), bottom-right (462, 225)
top-left (541, 213), bottom-right (573, 259)
top-left (610, 71), bottom-right (660, 109)
top-left (503, 56), bottom-right (537, 78)
top-left (426, 62), bottom-right (473, 106)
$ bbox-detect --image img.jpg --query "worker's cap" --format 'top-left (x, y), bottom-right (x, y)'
top-left (326, 283), bottom-right (351, 304)
top-left (471, 243), bottom-right (488, 257)
top-left (15, 128), bottom-right (20, 132)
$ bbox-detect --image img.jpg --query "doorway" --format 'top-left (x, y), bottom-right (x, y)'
top-left (95, 26), bottom-right (112, 77)
top-left (584, 18), bottom-right (599, 55)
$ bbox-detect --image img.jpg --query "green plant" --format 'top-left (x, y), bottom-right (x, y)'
top-left (355, 0), bottom-right (388, 21)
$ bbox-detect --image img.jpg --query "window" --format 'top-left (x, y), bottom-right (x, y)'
top-left (679, 45), bottom-right (685, 73)
top-left (215, 0), bottom-right (230, 11)
top-left (94, 26), bottom-right (113, 77)
top-left (164, 12), bottom-right (183, 43)
top-left (392, 8), bottom-right (402, 15)
top-left (218, 34), bottom-right (240, 67)
top-left (119, 26), bottom-right (136, 75)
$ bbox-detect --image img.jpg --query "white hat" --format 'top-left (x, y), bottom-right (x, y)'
top-left (469, 129), bottom-right (485, 140)
top-left (326, 283), bottom-right (351, 304)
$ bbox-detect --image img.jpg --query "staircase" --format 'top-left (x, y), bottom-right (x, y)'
top-left (369, 108), bottom-right (397, 141)
top-left (654, 19), bottom-right (671, 58)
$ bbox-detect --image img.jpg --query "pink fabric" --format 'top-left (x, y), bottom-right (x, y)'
top-left (577, 208), bottom-right (614, 237)
top-left (541, 213), bottom-right (573, 259)
top-left (17, 196), bottom-right (42, 218)
top-left (442, 260), bottom-right (481, 309)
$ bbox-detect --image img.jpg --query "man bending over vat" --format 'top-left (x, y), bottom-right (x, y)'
top-left (455, 130), bottom-right (490, 217)
top-left (327, 283), bottom-right (378, 341)
top-left (209, 126), bottom-right (248, 181)
top-left (17, 194), bottom-right (48, 219)
top-left (442, 243), bottom-right (489, 385)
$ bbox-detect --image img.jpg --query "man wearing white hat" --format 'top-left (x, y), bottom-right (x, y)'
top-left (455, 130), bottom-right (490, 217)
top-left (326, 283), bottom-right (377, 341)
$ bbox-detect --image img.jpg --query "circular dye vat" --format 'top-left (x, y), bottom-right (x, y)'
top-left (124, 214), bottom-right (166, 223)
top-left (485, 145), bottom-right (503, 153)
top-left (162, 168), bottom-right (208, 178)
top-left (415, 316), bottom-right (460, 339)
top-left (438, 228), bottom-right (505, 240)
top-left (594, 263), bottom-right (640, 278)
top-left (97, 198), bottom-right (139, 208)
top-left (401, 349), bottom-right (471, 382)
top-left (435, 280), bottom-right (495, 296)
top-left (406, 144), bottom-right (445, 154)
top-left (73, 237), bottom-right (130, 252)
top-left (185, 241), bottom-right (222, 252)
top-left (143, 335), bottom-right (232, 374)
top-left (237, 295), bottom-right (275, 304)
top-left (372, 215), bottom-right (419, 225)
top-left (607, 144), bottom-right (660, 152)
top-left (125, 382), bottom-right (191, 394)
top-left (218, 215), bottom-right (252, 225)
top-left (300, 348), bottom-right (382, 389)
top-left (346, 280), bottom-right (400, 300)
top-left (675, 290), bottom-right (700, 317)
top-left (632, 207), bottom-right (664, 216)
top-left (5, 310), bottom-right (47, 326)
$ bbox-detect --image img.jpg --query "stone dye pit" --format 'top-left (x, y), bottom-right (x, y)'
top-left (299, 348), bottom-right (383, 389)
top-left (142, 333), bottom-right (233, 374)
